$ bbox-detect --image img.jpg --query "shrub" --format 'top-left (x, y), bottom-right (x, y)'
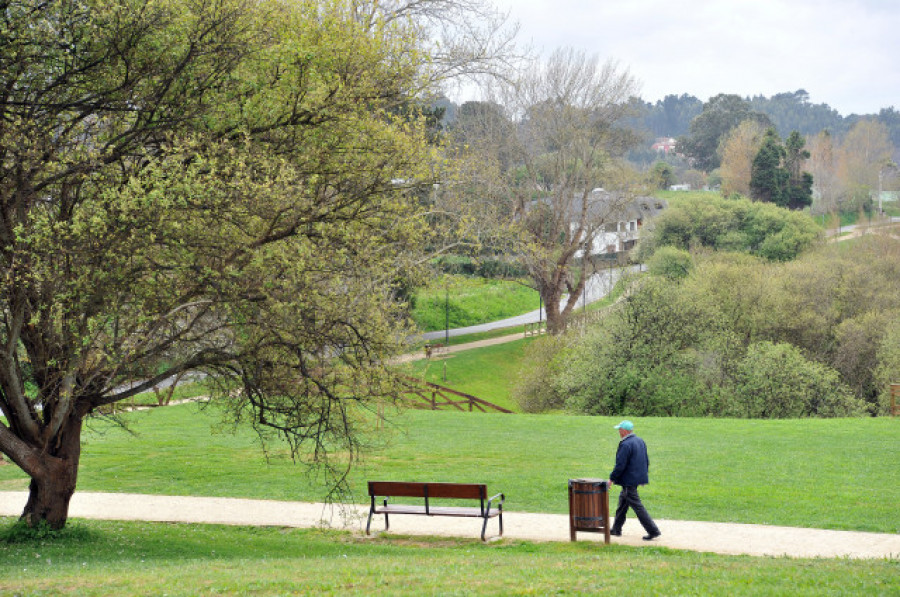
top-left (647, 246), bottom-right (693, 280)
top-left (729, 341), bottom-right (866, 418)
top-left (640, 193), bottom-right (821, 261)
top-left (874, 317), bottom-right (900, 415)
top-left (513, 334), bottom-right (570, 413)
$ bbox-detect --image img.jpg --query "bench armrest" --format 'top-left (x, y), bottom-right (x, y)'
top-left (486, 492), bottom-right (505, 513)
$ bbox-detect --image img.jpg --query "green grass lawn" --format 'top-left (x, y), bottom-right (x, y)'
top-left (2, 404), bottom-right (897, 533)
top-left (411, 276), bottom-right (539, 332)
top-left (403, 338), bottom-right (534, 412)
top-left (0, 520), bottom-right (896, 596)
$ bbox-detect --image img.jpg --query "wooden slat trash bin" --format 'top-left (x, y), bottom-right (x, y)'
top-left (568, 478), bottom-right (610, 544)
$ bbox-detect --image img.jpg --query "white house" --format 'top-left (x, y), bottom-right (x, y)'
top-left (574, 191), bottom-right (667, 257)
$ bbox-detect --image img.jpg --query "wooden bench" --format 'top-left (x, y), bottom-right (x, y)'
top-left (366, 481), bottom-right (505, 541)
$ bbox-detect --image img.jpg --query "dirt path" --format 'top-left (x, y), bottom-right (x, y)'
top-left (1, 491), bottom-right (896, 559)
top-left (394, 333), bottom-right (527, 364)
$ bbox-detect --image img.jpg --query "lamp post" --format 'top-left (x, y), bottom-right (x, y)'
top-left (879, 162), bottom-right (898, 217)
top-left (837, 199), bottom-right (844, 235)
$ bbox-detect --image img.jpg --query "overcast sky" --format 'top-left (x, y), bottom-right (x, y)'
top-left (491, 0), bottom-right (899, 116)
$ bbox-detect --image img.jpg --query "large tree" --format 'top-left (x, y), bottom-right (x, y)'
top-left (719, 120), bottom-right (767, 197)
top-left (837, 119), bottom-right (895, 211)
top-left (750, 129), bottom-right (813, 209)
top-left (677, 94), bottom-right (772, 171)
top-left (463, 49), bottom-right (639, 334)
top-left (807, 130), bottom-right (840, 214)
top-left (0, 0), bottom-right (491, 529)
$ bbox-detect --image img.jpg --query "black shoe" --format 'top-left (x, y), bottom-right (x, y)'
top-left (642, 532), bottom-right (661, 541)
top-left (609, 530), bottom-right (621, 537)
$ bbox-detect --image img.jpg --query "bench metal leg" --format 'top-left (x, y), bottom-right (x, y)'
top-left (366, 508), bottom-right (374, 535)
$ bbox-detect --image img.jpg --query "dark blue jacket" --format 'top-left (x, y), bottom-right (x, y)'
top-left (609, 433), bottom-right (650, 486)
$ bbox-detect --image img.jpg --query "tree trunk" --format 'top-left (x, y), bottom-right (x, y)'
top-left (20, 415), bottom-right (84, 530)
top-left (542, 288), bottom-right (566, 335)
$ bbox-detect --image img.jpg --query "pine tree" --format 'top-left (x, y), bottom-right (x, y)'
top-left (750, 129), bottom-right (788, 205)
top-left (750, 128), bottom-right (813, 209)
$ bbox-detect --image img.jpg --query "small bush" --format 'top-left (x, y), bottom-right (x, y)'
top-left (647, 246), bottom-right (693, 280)
top-left (513, 335), bottom-right (569, 413)
top-left (728, 341), bottom-right (866, 418)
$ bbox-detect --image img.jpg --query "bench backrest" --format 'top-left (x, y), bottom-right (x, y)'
top-left (368, 481), bottom-right (487, 500)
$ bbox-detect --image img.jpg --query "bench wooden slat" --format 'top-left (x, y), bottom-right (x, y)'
top-left (374, 505), bottom-right (501, 518)
top-left (368, 481), bottom-right (487, 500)
top-left (368, 481), bottom-right (432, 498)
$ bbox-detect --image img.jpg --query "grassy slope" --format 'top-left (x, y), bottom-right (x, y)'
top-left (402, 338), bottom-right (535, 412)
top-left (411, 277), bottom-right (539, 332)
top-left (0, 521), bottom-right (896, 596)
top-left (2, 404), bottom-right (897, 533)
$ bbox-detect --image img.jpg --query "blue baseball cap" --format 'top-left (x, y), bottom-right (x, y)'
top-left (614, 420), bottom-right (634, 431)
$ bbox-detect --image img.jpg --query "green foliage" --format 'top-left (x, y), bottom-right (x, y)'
top-left (511, 334), bottom-right (570, 412)
top-left (650, 161), bottom-right (677, 189)
top-left (1, 518), bottom-right (69, 543)
top-left (874, 318), bottom-right (900, 414)
top-left (676, 94), bottom-right (772, 171)
top-left (535, 236), bottom-right (900, 418)
top-left (646, 246), bottom-right (693, 280)
top-left (750, 128), bottom-right (789, 203)
top-left (747, 89), bottom-right (847, 137)
top-left (0, 0), bottom-right (452, 526)
top-left (626, 94), bottom-right (703, 138)
top-left (749, 128), bottom-right (813, 209)
top-left (638, 192), bottom-right (821, 261)
top-left (729, 342), bottom-right (864, 418)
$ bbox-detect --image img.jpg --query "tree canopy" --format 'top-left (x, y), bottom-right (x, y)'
top-left (636, 193), bottom-right (821, 262)
top-left (451, 49), bottom-right (640, 334)
top-left (0, 0), bottom-right (482, 529)
top-left (749, 129), bottom-right (813, 209)
top-left (676, 94), bottom-right (772, 171)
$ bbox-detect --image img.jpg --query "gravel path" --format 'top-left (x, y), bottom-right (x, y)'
top-left (2, 491), bottom-right (897, 559)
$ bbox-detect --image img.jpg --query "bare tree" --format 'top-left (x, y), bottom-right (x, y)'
top-left (349, 0), bottom-right (522, 93)
top-left (719, 120), bottom-right (768, 197)
top-left (470, 49), bottom-right (640, 334)
top-left (807, 130), bottom-right (841, 215)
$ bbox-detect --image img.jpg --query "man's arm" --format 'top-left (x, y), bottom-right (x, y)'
top-left (609, 443), bottom-right (630, 484)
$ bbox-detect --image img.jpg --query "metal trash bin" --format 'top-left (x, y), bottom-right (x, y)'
top-left (568, 478), bottom-right (610, 543)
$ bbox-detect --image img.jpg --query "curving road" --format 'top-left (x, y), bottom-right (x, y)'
top-left (419, 265), bottom-right (640, 341)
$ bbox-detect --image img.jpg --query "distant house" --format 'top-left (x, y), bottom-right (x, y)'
top-left (651, 137), bottom-right (677, 154)
top-left (572, 191), bottom-right (668, 257)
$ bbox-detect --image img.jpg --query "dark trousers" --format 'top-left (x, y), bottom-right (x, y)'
top-left (611, 485), bottom-right (659, 535)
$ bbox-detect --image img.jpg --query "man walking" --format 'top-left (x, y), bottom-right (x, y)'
top-left (608, 420), bottom-right (661, 541)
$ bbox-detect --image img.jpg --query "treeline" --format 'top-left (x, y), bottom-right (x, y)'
top-left (627, 89), bottom-right (899, 146)
top-left (515, 196), bottom-right (900, 418)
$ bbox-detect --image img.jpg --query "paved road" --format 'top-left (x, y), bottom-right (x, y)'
top-left (824, 216), bottom-right (900, 237)
top-left (1, 491), bottom-right (896, 559)
top-left (420, 266), bottom-right (639, 341)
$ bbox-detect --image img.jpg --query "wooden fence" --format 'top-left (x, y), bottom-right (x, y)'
top-left (524, 321), bottom-right (546, 337)
top-left (400, 376), bottom-right (513, 414)
top-left (892, 384), bottom-right (900, 416)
